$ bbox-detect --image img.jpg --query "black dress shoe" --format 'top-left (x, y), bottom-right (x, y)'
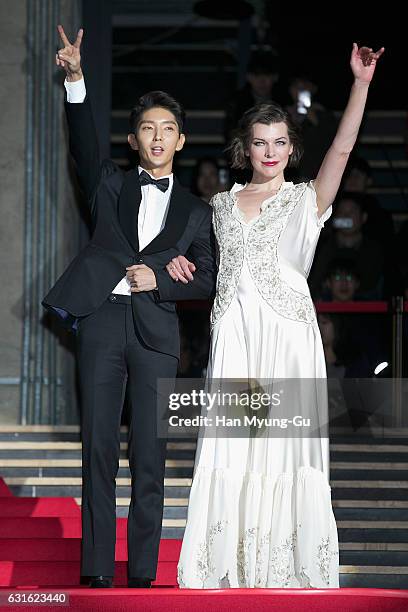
top-left (89, 575), bottom-right (113, 588)
top-left (128, 577), bottom-right (152, 588)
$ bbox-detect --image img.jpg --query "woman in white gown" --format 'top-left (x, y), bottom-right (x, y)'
top-left (167, 44), bottom-right (383, 589)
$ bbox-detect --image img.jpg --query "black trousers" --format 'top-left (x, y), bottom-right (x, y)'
top-left (76, 294), bottom-right (178, 579)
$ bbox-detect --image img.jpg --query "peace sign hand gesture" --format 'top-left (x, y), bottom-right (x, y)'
top-left (56, 24), bottom-right (83, 82)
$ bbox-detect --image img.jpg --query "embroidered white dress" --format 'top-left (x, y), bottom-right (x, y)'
top-left (177, 181), bottom-right (339, 589)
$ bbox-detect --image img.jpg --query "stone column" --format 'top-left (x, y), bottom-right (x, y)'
top-left (0, 0), bottom-right (84, 424)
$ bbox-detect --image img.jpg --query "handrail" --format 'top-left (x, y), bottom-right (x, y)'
top-left (176, 300), bottom-right (405, 312)
top-left (315, 301), bottom-right (389, 313)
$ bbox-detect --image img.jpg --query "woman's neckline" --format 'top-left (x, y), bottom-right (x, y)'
top-left (231, 181), bottom-right (287, 224)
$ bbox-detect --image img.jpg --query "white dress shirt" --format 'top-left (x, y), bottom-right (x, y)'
top-left (64, 77), bottom-right (174, 295)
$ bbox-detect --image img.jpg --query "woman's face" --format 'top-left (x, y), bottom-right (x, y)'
top-left (247, 122), bottom-right (293, 179)
top-left (318, 314), bottom-right (335, 345)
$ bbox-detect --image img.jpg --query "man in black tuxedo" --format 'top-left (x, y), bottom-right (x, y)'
top-left (43, 26), bottom-right (216, 588)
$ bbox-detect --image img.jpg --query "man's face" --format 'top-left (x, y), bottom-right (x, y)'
top-left (128, 107), bottom-right (185, 175)
top-left (327, 271), bottom-right (360, 301)
top-left (289, 78), bottom-right (317, 105)
top-left (247, 72), bottom-right (277, 98)
top-left (197, 162), bottom-right (220, 198)
top-left (343, 168), bottom-right (371, 192)
top-left (334, 198), bottom-right (366, 235)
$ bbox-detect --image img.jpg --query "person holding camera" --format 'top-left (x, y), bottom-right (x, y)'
top-left (286, 76), bottom-right (338, 182)
top-left (309, 192), bottom-right (386, 299)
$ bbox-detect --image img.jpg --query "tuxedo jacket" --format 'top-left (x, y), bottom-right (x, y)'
top-left (42, 97), bottom-right (216, 359)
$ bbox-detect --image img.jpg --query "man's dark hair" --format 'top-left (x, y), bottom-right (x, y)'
top-left (336, 191), bottom-right (369, 214)
top-left (247, 50), bottom-right (280, 76)
top-left (326, 258), bottom-right (360, 281)
top-left (191, 157), bottom-right (221, 196)
top-left (346, 155), bottom-right (372, 178)
top-left (129, 91), bottom-right (186, 134)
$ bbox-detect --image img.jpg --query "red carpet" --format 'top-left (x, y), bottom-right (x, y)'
top-left (0, 477), bottom-right (13, 496)
top-left (0, 588), bottom-right (407, 612)
top-left (0, 539), bottom-right (179, 562)
top-left (0, 486), bottom-right (179, 588)
top-left (0, 480), bottom-right (407, 610)
top-left (0, 560), bottom-right (176, 587)
top-left (0, 497), bottom-right (80, 517)
top-left (0, 516), bottom-right (129, 538)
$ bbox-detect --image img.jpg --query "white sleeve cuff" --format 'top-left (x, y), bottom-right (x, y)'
top-left (64, 77), bottom-right (86, 103)
top-left (308, 180), bottom-right (333, 228)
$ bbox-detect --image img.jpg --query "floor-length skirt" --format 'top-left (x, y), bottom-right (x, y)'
top-left (177, 263), bottom-right (340, 588)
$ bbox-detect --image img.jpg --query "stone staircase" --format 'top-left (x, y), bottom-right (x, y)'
top-left (1, 425), bottom-right (408, 588)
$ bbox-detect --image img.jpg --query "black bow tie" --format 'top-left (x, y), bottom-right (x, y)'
top-left (139, 170), bottom-right (170, 193)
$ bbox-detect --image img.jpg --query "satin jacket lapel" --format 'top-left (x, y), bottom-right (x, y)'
top-left (117, 168), bottom-right (141, 252)
top-left (142, 177), bottom-right (192, 255)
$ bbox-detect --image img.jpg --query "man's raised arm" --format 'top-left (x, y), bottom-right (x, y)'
top-left (57, 25), bottom-right (102, 213)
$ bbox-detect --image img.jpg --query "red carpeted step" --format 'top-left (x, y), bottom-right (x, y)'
top-left (0, 588), bottom-right (408, 612)
top-left (0, 518), bottom-right (82, 539)
top-left (0, 498), bottom-right (80, 517)
top-left (0, 516), bottom-right (182, 544)
top-left (0, 539), bottom-right (82, 562)
top-left (0, 517), bottom-right (128, 539)
top-left (47, 589), bottom-right (408, 612)
top-left (0, 478), bottom-right (12, 497)
top-left (0, 539), bottom-right (182, 562)
top-left (0, 560), bottom-right (177, 587)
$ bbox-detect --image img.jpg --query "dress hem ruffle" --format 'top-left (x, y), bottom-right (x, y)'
top-left (177, 464), bottom-right (339, 589)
